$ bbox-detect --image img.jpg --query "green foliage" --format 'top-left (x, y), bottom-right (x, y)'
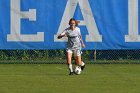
top-left (0, 50), bottom-right (66, 61)
top-left (0, 50), bottom-right (140, 63)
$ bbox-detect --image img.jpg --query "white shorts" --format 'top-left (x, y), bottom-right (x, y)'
top-left (67, 49), bottom-right (82, 56)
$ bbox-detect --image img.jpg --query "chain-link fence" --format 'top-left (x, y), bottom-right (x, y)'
top-left (0, 50), bottom-right (140, 64)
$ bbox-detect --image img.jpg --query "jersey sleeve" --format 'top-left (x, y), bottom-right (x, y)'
top-left (61, 28), bottom-right (69, 36)
top-left (77, 27), bottom-right (81, 36)
top-left (60, 30), bottom-right (66, 36)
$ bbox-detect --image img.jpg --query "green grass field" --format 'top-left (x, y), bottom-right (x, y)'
top-left (0, 64), bottom-right (139, 93)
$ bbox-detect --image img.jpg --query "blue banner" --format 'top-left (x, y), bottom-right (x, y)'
top-left (0, 0), bottom-right (140, 50)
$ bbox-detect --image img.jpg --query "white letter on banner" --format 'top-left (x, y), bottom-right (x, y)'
top-left (125, 0), bottom-right (139, 42)
top-left (7, 0), bottom-right (44, 42)
top-left (54, 0), bottom-right (102, 42)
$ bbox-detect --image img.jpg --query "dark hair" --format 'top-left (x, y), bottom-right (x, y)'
top-left (69, 18), bottom-right (80, 26)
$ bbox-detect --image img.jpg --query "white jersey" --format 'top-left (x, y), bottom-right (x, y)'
top-left (61, 27), bottom-right (81, 50)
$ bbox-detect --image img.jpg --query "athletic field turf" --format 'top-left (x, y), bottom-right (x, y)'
top-left (0, 64), bottom-right (139, 93)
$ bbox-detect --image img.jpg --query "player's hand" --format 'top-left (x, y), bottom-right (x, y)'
top-left (57, 34), bottom-right (63, 39)
top-left (82, 43), bottom-right (85, 48)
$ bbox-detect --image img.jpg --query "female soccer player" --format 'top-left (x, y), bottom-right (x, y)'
top-left (57, 18), bottom-right (85, 75)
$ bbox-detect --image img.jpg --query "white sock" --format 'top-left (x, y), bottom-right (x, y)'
top-left (68, 64), bottom-right (73, 72)
top-left (81, 61), bottom-right (85, 66)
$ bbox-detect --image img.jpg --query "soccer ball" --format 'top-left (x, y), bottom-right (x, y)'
top-left (74, 66), bottom-right (82, 75)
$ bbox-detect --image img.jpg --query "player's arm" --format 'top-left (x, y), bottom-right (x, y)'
top-left (57, 31), bottom-right (66, 39)
top-left (57, 34), bottom-right (64, 39)
top-left (78, 28), bottom-right (85, 48)
top-left (80, 35), bottom-right (85, 48)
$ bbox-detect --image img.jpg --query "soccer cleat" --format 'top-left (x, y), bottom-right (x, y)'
top-left (81, 64), bottom-right (85, 71)
top-left (69, 72), bottom-right (74, 75)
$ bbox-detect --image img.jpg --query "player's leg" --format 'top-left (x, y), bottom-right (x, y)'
top-left (76, 55), bottom-right (82, 66)
top-left (67, 50), bottom-right (73, 75)
top-left (80, 51), bottom-right (85, 70)
top-left (75, 50), bottom-right (85, 70)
